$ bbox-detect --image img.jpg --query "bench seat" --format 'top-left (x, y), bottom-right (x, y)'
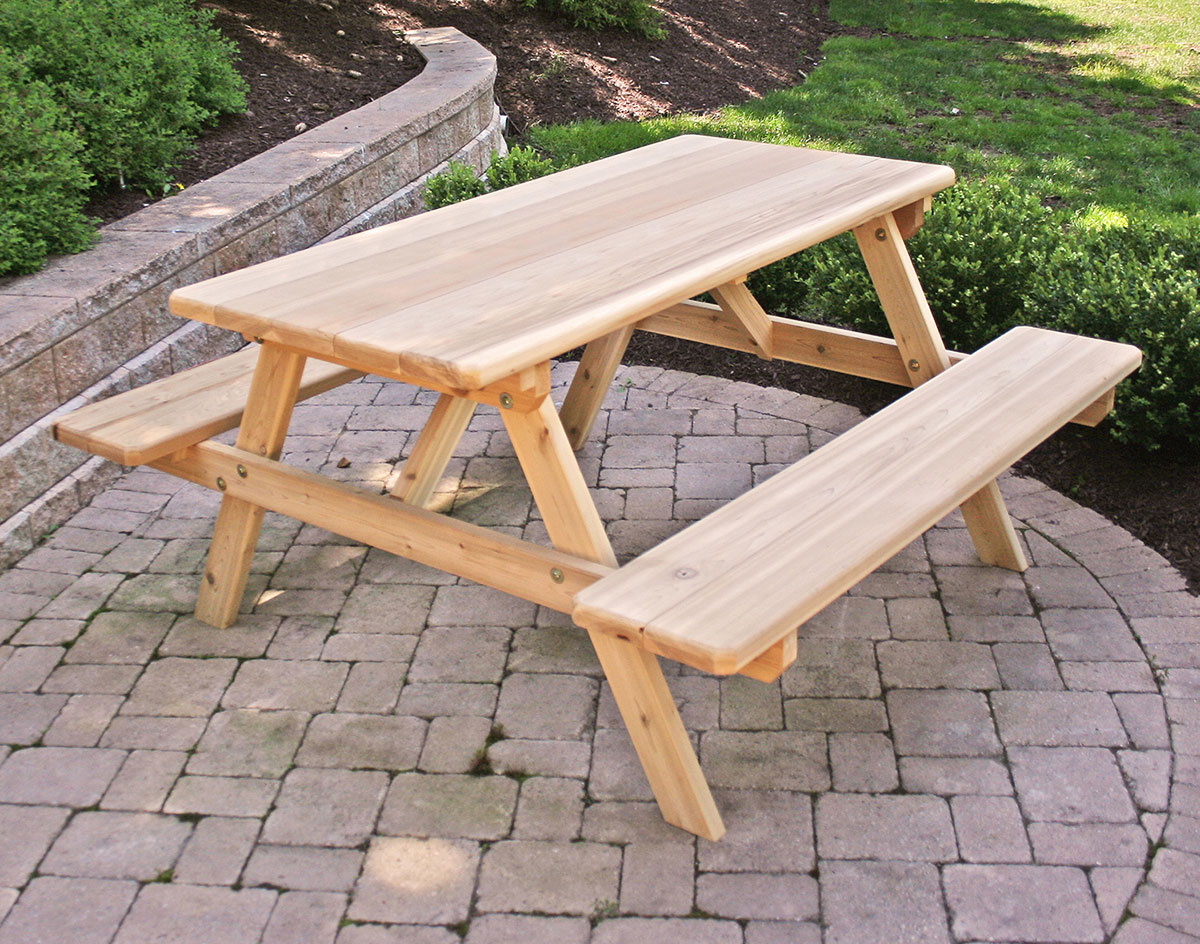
top-left (572, 326), bottom-right (1142, 675)
top-left (52, 346), bottom-right (362, 465)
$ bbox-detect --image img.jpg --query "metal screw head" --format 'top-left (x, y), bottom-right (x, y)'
top-left (674, 567), bottom-right (698, 580)
top-left (907, 358), bottom-right (921, 372)
top-left (236, 464), bottom-right (248, 478)
top-left (499, 392), bottom-right (514, 409)
top-left (875, 228), bottom-right (887, 241)
top-left (216, 477), bottom-right (227, 491)
top-left (550, 567), bottom-right (565, 584)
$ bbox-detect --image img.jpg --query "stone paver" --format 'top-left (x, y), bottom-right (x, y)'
top-left (0, 363), bottom-right (1195, 943)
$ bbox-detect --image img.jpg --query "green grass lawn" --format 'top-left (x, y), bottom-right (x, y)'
top-left (530, 0), bottom-right (1200, 222)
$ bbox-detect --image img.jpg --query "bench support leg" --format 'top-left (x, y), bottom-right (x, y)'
top-left (503, 392), bottom-right (725, 841)
top-left (855, 214), bottom-right (1028, 572)
top-left (195, 345), bottom-right (306, 628)
top-left (390, 393), bottom-right (475, 507)
top-left (559, 326), bottom-right (634, 451)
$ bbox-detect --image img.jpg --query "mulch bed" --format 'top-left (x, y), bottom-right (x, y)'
top-left (84, 0), bottom-right (1200, 591)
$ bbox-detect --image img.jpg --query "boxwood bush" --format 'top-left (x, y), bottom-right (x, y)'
top-left (0, 0), bottom-right (245, 275)
top-left (520, 0), bottom-right (665, 38)
top-left (424, 154), bottom-right (1200, 452)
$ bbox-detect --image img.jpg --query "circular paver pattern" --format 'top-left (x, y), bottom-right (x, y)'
top-left (0, 362), bottom-right (1197, 944)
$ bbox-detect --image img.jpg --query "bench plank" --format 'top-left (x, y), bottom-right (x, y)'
top-left (52, 347), bottom-right (362, 466)
top-left (573, 326), bottom-right (1142, 674)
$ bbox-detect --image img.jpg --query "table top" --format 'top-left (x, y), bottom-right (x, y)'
top-left (170, 134), bottom-right (955, 391)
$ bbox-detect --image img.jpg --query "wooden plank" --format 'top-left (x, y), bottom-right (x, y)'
top-left (738, 633), bottom-right (797, 683)
top-left (573, 327), bottom-right (1142, 674)
top-left (170, 137), bottom-right (955, 391)
top-left (503, 392), bottom-right (724, 841)
top-left (52, 347), bottom-right (361, 466)
top-left (390, 394), bottom-right (476, 507)
top-left (854, 213), bottom-right (1027, 572)
top-left (559, 326), bottom-right (634, 451)
top-left (709, 281), bottom-right (773, 359)
top-left (194, 344), bottom-right (306, 628)
top-left (155, 441), bottom-right (612, 613)
top-left (894, 196), bottom-right (932, 239)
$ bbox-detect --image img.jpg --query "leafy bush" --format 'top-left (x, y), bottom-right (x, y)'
top-left (424, 147), bottom-right (557, 210)
top-left (0, 50), bottom-right (96, 276)
top-left (0, 0), bottom-right (246, 191)
top-left (520, 0), bottom-right (665, 39)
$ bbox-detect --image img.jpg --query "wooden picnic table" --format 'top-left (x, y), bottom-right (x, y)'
top-left (55, 135), bottom-right (1141, 840)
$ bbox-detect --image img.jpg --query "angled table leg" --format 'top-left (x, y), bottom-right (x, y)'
top-left (503, 391), bottom-right (725, 841)
top-left (559, 326), bottom-right (635, 451)
top-left (195, 344), bottom-right (307, 627)
top-left (390, 393), bottom-right (476, 507)
top-left (854, 213), bottom-right (1027, 571)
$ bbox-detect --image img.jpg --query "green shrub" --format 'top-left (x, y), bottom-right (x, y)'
top-left (520, 0), bottom-right (665, 39)
top-left (0, 50), bottom-right (96, 276)
top-left (424, 147), bottom-right (558, 211)
top-left (0, 0), bottom-right (246, 191)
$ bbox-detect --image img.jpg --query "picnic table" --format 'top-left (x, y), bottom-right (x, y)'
top-left (54, 134), bottom-right (1141, 840)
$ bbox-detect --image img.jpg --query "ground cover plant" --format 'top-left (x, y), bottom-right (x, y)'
top-left (525, 0), bottom-right (1200, 452)
top-left (0, 0), bottom-right (245, 275)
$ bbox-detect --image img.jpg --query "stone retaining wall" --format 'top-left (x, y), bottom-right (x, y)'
top-left (0, 27), bottom-right (505, 567)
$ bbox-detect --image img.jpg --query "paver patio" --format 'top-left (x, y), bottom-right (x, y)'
top-left (1, 362), bottom-right (1198, 943)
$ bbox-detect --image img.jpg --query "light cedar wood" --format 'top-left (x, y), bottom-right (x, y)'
top-left (502, 391), bottom-right (724, 841)
top-left (51, 346), bottom-right (360, 466)
top-left (559, 326), bottom-right (635, 450)
top-left (637, 300), bottom-right (1116, 426)
top-left (572, 327), bottom-right (1142, 675)
top-left (170, 137), bottom-right (954, 391)
top-left (194, 344), bottom-right (306, 627)
top-left (154, 441), bottom-right (611, 613)
top-left (854, 213), bottom-right (1027, 571)
top-left (738, 633), bottom-right (798, 683)
top-left (709, 280), bottom-right (774, 359)
top-left (390, 394), bottom-right (476, 506)
top-left (893, 196), bottom-right (932, 239)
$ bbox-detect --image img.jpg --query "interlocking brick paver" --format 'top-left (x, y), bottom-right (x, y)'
top-left (816, 793), bottom-right (957, 861)
top-left (243, 845), bottom-right (364, 893)
top-left (783, 697), bottom-right (888, 732)
top-left (9, 618), bottom-right (84, 646)
top-left (349, 836), bottom-right (478, 924)
top-left (41, 811), bottom-right (190, 881)
top-left (379, 773), bottom-right (517, 840)
top-left (888, 689), bottom-right (1001, 757)
top-left (591, 917), bottom-right (743, 944)
top-left (509, 622), bottom-right (603, 675)
top-left (336, 583), bottom-right (435, 634)
top-left (464, 914), bottom-right (591, 944)
top-left (937, 565), bottom-right (1033, 616)
top-left (993, 691), bottom-right (1127, 746)
top-left (821, 861), bottom-right (951, 944)
top-left (418, 714), bottom-right (491, 773)
top-left (944, 864), bottom-right (1104, 942)
top-left (496, 672), bottom-right (597, 740)
top-left (42, 693), bottom-right (123, 747)
top-left (429, 584), bottom-right (537, 627)
top-left (0, 645), bottom-right (63, 691)
top-left (0, 804), bottom-right (69, 885)
top-left (100, 716), bottom-right (206, 750)
top-left (296, 713), bottom-right (426, 771)
top-left (1010, 747), bottom-right (1137, 823)
top-left (781, 640), bottom-right (879, 698)
top-left (1092, 866), bottom-right (1144, 933)
top-left (951, 795), bottom-right (1031, 862)
top-left (163, 775), bottom-right (279, 818)
top-left (0, 876), bottom-right (137, 944)
top-left (266, 615), bottom-right (334, 659)
top-left (615, 841), bottom-right (692, 916)
top-left (261, 890), bottom-right (345, 944)
top-left (719, 675), bottom-right (782, 730)
top-left (885, 597), bottom-right (948, 640)
top-left (43, 663), bottom-right (142, 695)
top-left (1130, 884), bottom-right (1200, 937)
top-left (513, 776), bottom-right (584, 840)
top-left (121, 656), bottom-right (237, 717)
top-left (488, 737), bottom-right (592, 779)
top-left (697, 872), bottom-right (818, 921)
top-left (699, 790), bottom-right (814, 873)
top-left (476, 840), bottom-right (621, 915)
top-left (222, 659), bottom-right (348, 711)
top-left (396, 681), bottom-right (498, 718)
top-left (113, 883), bottom-right (276, 944)
top-left (702, 731), bottom-right (830, 791)
top-left (877, 640), bottom-right (1000, 689)
top-left (993, 641), bottom-right (1065, 689)
top-left (1062, 659), bottom-right (1158, 692)
top-left (187, 709), bottom-right (308, 778)
top-left (0, 746), bottom-right (125, 806)
top-left (263, 768), bottom-right (388, 847)
top-left (408, 625), bottom-right (511, 683)
top-left (829, 733), bottom-right (898, 792)
top-left (1042, 607), bottom-right (1143, 661)
top-left (898, 756), bottom-right (1014, 795)
top-left (173, 816), bottom-right (260, 885)
top-left (1028, 822), bottom-right (1149, 866)
top-left (159, 616), bottom-right (277, 658)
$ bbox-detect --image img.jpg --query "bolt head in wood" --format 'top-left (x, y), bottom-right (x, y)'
top-left (499, 392), bottom-right (514, 409)
top-left (550, 567), bottom-right (564, 583)
top-left (907, 358), bottom-right (921, 372)
top-left (875, 228), bottom-right (887, 241)
top-left (216, 477), bottom-right (227, 491)
top-left (236, 464), bottom-right (248, 478)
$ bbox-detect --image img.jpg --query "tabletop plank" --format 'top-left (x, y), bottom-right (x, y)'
top-left (171, 135), bottom-right (955, 389)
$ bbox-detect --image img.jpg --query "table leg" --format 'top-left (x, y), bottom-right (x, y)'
top-left (390, 393), bottom-right (476, 507)
top-left (195, 344), bottom-right (307, 627)
top-left (503, 394), bottom-right (725, 841)
top-left (559, 326), bottom-right (634, 451)
top-left (854, 214), bottom-right (1027, 571)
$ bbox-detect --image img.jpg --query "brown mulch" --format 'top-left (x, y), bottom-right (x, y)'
top-left (84, 0), bottom-right (1199, 591)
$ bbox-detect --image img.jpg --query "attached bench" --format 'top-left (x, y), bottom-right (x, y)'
top-left (573, 326), bottom-right (1142, 677)
top-left (52, 346), bottom-right (362, 465)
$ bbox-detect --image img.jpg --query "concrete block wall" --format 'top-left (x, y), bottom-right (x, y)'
top-left (0, 28), bottom-right (505, 566)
